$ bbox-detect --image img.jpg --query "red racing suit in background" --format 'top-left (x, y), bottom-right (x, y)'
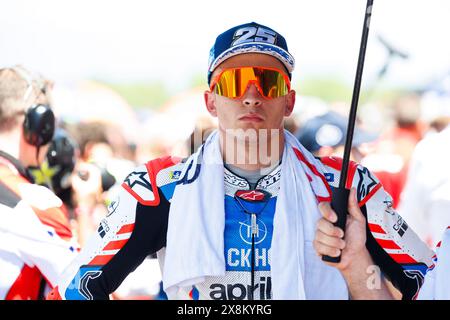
top-left (0, 151), bottom-right (78, 300)
top-left (48, 155), bottom-right (435, 300)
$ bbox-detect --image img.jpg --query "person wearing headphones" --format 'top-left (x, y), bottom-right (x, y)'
top-left (0, 66), bottom-right (78, 299)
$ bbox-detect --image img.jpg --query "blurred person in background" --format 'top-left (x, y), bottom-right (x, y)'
top-left (68, 121), bottom-right (135, 186)
top-left (68, 121), bottom-right (117, 179)
top-left (66, 121), bottom-right (161, 299)
top-left (385, 94), bottom-right (424, 152)
top-left (49, 22), bottom-right (433, 301)
top-left (295, 110), bottom-right (378, 161)
top-left (361, 94), bottom-right (425, 208)
top-left (27, 127), bottom-right (104, 247)
top-left (398, 79), bottom-right (450, 248)
top-left (0, 66), bottom-right (78, 299)
top-left (295, 110), bottom-right (394, 187)
top-left (28, 128), bottom-right (79, 211)
top-left (65, 121), bottom-right (123, 245)
top-left (186, 115), bottom-right (217, 156)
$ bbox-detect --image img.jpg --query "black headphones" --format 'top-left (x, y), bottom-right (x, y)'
top-left (23, 104), bottom-right (56, 147)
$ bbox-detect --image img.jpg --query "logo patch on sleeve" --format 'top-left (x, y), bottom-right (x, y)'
top-left (124, 171), bottom-right (152, 190)
top-left (356, 167), bottom-right (378, 200)
top-left (122, 169), bottom-right (156, 205)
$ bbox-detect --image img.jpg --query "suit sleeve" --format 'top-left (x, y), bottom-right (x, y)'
top-left (346, 163), bottom-right (436, 300)
top-left (50, 165), bottom-right (170, 300)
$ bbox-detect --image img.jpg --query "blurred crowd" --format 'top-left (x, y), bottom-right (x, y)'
top-left (1, 64), bottom-right (449, 299)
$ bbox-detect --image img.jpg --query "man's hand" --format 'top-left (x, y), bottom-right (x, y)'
top-left (313, 188), bottom-right (367, 271)
top-left (314, 187), bottom-right (395, 299)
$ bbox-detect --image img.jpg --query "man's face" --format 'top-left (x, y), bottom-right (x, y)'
top-left (205, 53), bottom-right (296, 135)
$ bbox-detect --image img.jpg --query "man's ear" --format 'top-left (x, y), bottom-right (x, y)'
top-left (284, 89), bottom-right (296, 117)
top-left (204, 91), bottom-right (218, 117)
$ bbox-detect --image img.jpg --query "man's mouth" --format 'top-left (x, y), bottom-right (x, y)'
top-left (238, 113), bottom-right (264, 122)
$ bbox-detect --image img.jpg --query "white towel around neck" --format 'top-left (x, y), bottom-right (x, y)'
top-left (162, 130), bottom-right (342, 299)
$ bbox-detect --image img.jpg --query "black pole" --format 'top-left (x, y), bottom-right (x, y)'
top-left (322, 0), bottom-right (373, 263)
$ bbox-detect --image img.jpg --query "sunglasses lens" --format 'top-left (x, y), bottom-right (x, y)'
top-left (256, 68), bottom-right (289, 99)
top-left (212, 67), bottom-right (290, 99)
top-left (214, 69), bottom-right (240, 98)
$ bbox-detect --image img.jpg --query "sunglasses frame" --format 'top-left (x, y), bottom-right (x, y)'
top-left (209, 66), bottom-right (291, 100)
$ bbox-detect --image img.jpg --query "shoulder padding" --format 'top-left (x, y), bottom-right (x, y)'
top-left (320, 156), bottom-right (382, 206)
top-left (121, 156), bottom-right (181, 206)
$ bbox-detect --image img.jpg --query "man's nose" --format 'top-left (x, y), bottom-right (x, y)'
top-left (242, 84), bottom-right (263, 107)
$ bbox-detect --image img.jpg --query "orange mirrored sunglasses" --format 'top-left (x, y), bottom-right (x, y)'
top-left (210, 66), bottom-right (291, 100)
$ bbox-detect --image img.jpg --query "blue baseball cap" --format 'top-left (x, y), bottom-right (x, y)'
top-left (207, 22), bottom-right (295, 85)
top-left (295, 111), bottom-right (378, 153)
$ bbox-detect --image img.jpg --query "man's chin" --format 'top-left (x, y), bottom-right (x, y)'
top-left (235, 121), bottom-right (269, 131)
top-left (223, 126), bottom-right (280, 142)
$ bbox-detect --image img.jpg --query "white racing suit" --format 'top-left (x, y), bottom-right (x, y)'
top-left (48, 155), bottom-right (435, 300)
